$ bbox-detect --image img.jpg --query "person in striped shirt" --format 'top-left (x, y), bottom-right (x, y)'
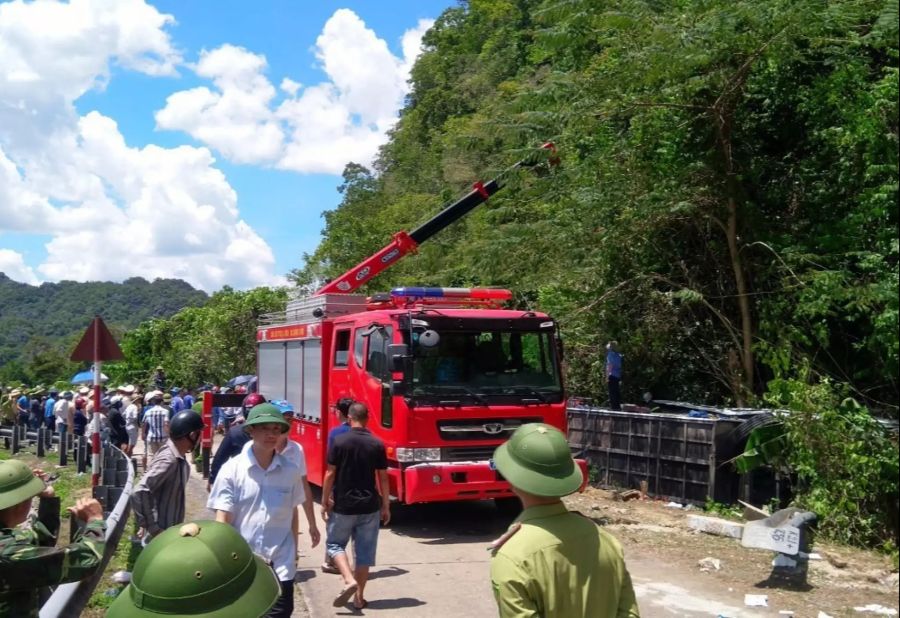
top-left (132, 409), bottom-right (204, 546)
top-left (141, 391), bottom-right (169, 464)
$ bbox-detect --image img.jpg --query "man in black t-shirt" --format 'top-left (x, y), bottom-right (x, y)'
top-left (321, 403), bottom-right (389, 610)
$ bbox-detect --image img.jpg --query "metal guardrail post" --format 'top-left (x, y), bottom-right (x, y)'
top-left (36, 428), bottom-right (46, 458)
top-left (77, 436), bottom-right (89, 474)
top-left (58, 432), bottom-right (68, 467)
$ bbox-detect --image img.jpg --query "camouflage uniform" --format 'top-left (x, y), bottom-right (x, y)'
top-left (0, 495), bottom-right (106, 617)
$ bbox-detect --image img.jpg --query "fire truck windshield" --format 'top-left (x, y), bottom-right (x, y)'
top-left (402, 327), bottom-right (563, 404)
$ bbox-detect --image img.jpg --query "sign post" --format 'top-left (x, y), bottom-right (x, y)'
top-left (71, 316), bottom-right (124, 486)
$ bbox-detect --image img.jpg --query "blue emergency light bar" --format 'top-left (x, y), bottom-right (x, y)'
top-left (390, 287), bottom-right (513, 301)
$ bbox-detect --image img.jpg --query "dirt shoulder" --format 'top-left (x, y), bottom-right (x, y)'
top-left (565, 488), bottom-right (899, 616)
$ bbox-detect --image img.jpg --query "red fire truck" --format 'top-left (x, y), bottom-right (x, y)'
top-left (254, 146), bottom-right (585, 507)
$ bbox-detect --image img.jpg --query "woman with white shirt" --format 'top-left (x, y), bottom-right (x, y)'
top-left (123, 397), bottom-right (140, 457)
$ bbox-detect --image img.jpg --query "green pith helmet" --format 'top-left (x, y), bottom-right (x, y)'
top-left (106, 520), bottom-right (279, 618)
top-left (492, 423), bottom-right (583, 497)
top-left (243, 403), bottom-right (290, 433)
top-left (191, 401), bottom-right (203, 413)
top-left (0, 460), bottom-right (44, 510)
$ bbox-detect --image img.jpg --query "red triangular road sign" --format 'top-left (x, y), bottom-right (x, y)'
top-left (70, 316), bottom-right (124, 362)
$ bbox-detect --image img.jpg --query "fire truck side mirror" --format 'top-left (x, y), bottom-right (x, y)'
top-left (388, 344), bottom-right (410, 373)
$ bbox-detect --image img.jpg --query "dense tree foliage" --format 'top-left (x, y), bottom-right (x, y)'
top-left (0, 274), bottom-right (207, 385)
top-left (294, 0), bottom-right (898, 412)
top-left (104, 286), bottom-right (288, 390)
top-left (293, 0), bottom-right (898, 549)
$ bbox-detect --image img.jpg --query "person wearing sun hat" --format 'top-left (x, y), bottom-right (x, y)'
top-left (0, 460), bottom-right (107, 617)
top-left (489, 423), bottom-right (639, 618)
top-left (208, 403), bottom-right (320, 618)
top-left (106, 520), bottom-right (280, 617)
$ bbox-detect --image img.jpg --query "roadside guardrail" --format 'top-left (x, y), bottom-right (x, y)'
top-left (0, 422), bottom-right (135, 618)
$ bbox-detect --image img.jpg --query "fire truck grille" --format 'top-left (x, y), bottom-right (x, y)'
top-left (442, 446), bottom-right (497, 462)
top-left (437, 417), bottom-right (542, 441)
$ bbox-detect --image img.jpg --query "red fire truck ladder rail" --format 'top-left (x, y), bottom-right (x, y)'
top-left (314, 143), bottom-right (557, 296)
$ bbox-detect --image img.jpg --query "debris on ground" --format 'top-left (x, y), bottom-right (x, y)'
top-left (564, 487), bottom-right (899, 616)
top-left (687, 515), bottom-right (744, 540)
top-left (773, 554), bottom-right (800, 568)
top-left (698, 557), bottom-right (722, 572)
top-left (111, 570), bottom-right (131, 584)
top-left (741, 508), bottom-right (815, 556)
top-left (664, 501), bottom-right (684, 508)
top-left (738, 500), bottom-right (770, 521)
top-left (853, 605), bottom-right (898, 616)
top-left (744, 593), bottom-right (768, 607)
top-left (615, 489), bottom-right (642, 502)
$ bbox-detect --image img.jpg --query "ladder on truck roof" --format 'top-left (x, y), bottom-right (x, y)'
top-left (259, 294), bottom-right (367, 328)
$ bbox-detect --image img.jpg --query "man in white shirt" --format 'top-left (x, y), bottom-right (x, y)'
top-left (208, 403), bottom-right (322, 618)
top-left (119, 385), bottom-right (140, 457)
top-left (53, 391), bottom-right (74, 448)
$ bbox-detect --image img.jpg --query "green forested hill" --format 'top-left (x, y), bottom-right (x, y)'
top-left (294, 0), bottom-right (899, 413)
top-left (0, 273), bottom-right (207, 383)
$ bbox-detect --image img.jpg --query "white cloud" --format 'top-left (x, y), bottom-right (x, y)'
top-left (155, 45), bottom-right (284, 164)
top-left (280, 78), bottom-right (301, 96)
top-left (0, 146), bottom-right (57, 231)
top-left (0, 0), bottom-right (180, 155)
top-left (0, 249), bottom-right (40, 285)
top-left (155, 9), bottom-right (434, 174)
top-left (0, 0), bottom-right (285, 291)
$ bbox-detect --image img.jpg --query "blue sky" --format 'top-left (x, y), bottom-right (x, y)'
top-left (0, 0), bottom-right (454, 290)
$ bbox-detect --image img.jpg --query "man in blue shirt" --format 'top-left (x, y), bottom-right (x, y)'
top-left (44, 391), bottom-right (57, 429)
top-left (170, 388), bottom-right (185, 415)
top-left (15, 391), bottom-right (30, 426)
top-left (606, 341), bottom-right (623, 411)
top-left (327, 398), bottom-right (354, 453)
top-left (183, 389), bottom-right (194, 411)
top-left (321, 397), bottom-right (355, 575)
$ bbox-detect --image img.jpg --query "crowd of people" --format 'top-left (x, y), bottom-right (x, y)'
top-left (2, 368), bottom-right (640, 618)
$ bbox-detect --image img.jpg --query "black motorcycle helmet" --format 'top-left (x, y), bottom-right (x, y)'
top-left (169, 410), bottom-right (204, 440)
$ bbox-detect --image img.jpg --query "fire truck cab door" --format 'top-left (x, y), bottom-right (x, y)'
top-left (361, 325), bottom-right (394, 431)
top-left (329, 326), bottom-right (353, 419)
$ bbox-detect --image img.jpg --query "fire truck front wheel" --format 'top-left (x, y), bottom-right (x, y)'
top-left (494, 497), bottom-right (522, 517)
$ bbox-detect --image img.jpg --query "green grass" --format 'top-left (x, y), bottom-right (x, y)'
top-left (84, 520), bottom-right (142, 612)
top-left (703, 498), bottom-right (743, 520)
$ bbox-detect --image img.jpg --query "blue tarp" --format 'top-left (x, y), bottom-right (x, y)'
top-left (71, 370), bottom-right (109, 384)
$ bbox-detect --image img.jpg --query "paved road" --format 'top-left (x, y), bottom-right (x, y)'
top-left (173, 438), bottom-right (764, 618)
top-left (297, 498), bottom-right (506, 618)
top-left (295, 498), bottom-right (766, 618)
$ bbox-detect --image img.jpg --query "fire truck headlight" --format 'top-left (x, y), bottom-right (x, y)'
top-left (395, 448), bottom-right (415, 462)
top-left (396, 447), bottom-right (442, 462)
top-left (415, 448), bottom-right (441, 462)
